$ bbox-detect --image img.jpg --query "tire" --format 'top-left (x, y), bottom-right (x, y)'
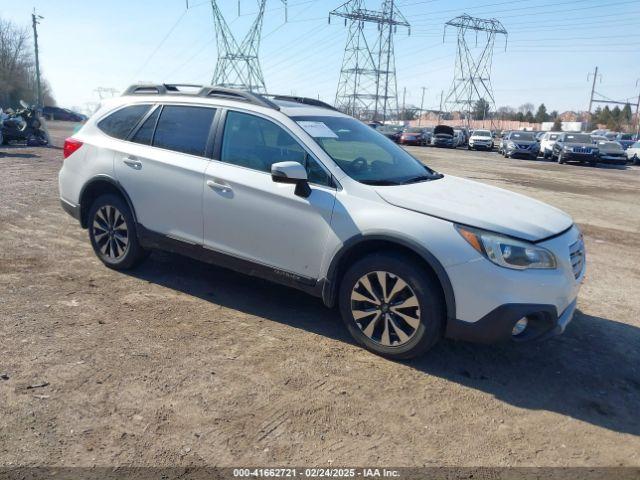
top-left (338, 252), bottom-right (445, 360)
top-left (87, 194), bottom-right (148, 270)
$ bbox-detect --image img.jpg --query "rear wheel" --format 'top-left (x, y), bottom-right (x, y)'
top-left (88, 194), bottom-right (148, 270)
top-left (339, 252), bottom-right (444, 360)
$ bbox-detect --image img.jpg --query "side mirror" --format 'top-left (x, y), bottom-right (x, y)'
top-left (271, 161), bottom-right (311, 198)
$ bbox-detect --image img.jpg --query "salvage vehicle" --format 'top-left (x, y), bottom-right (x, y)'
top-left (552, 132), bottom-right (599, 166)
top-left (615, 133), bottom-right (635, 150)
top-left (595, 140), bottom-right (628, 165)
top-left (467, 129), bottom-right (494, 151)
top-left (501, 131), bottom-right (539, 159)
top-left (399, 127), bottom-right (428, 146)
top-left (377, 125), bottom-right (402, 143)
top-left (1, 100), bottom-right (48, 146)
top-left (540, 132), bottom-right (562, 159)
top-left (59, 84), bottom-right (585, 359)
top-left (626, 141), bottom-right (640, 164)
top-left (431, 125), bottom-right (455, 148)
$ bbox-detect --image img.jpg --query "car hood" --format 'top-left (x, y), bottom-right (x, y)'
top-left (508, 139), bottom-right (537, 145)
top-left (375, 175), bottom-right (573, 242)
top-left (470, 136), bottom-right (492, 141)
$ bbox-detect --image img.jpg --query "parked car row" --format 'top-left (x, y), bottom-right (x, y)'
top-left (368, 122), bottom-right (639, 166)
top-left (500, 129), bottom-right (637, 166)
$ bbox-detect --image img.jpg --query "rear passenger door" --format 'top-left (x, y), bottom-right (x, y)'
top-left (202, 109), bottom-right (337, 280)
top-left (114, 104), bottom-right (217, 244)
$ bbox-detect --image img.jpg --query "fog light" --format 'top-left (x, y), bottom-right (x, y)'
top-left (512, 317), bottom-right (528, 336)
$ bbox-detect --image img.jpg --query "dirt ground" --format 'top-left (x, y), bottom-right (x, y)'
top-left (1, 121), bottom-right (639, 467)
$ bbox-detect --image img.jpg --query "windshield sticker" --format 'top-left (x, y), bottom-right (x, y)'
top-left (297, 121), bottom-right (339, 139)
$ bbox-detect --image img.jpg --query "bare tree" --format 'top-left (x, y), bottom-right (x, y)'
top-left (0, 17), bottom-right (55, 108)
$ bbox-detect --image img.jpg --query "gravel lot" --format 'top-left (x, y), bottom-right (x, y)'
top-left (1, 122), bottom-right (639, 467)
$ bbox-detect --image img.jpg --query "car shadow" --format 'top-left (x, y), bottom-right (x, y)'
top-left (126, 250), bottom-right (640, 437)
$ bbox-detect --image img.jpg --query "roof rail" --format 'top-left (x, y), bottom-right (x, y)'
top-left (267, 95), bottom-right (339, 111)
top-left (197, 87), bottom-right (280, 110)
top-left (122, 83), bottom-right (280, 110)
top-left (122, 83), bottom-right (204, 96)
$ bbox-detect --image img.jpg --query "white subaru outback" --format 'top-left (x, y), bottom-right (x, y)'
top-left (59, 84), bottom-right (585, 359)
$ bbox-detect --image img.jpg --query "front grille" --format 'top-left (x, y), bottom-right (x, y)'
top-left (569, 238), bottom-right (585, 279)
top-left (516, 143), bottom-right (533, 150)
top-left (572, 146), bottom-right (592, 154)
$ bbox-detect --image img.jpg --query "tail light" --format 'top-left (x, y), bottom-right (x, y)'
top-left (63, 138), bottom-right (83, 159)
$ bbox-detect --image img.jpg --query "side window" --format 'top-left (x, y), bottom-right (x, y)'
top-left (131, 107), bottom-right (160, 145)
top-left (153, 105), bottom-right (216, 156)
top-left (220, 111), bottom-right (331, 186)
top-left (98, 105), bottom-right (150, 140)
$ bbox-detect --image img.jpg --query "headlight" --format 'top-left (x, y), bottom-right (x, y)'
top-left (455, 225), bottom-right (557, 270)
top-left (563, 145), bottom-right (572, 151)
top-left (507, 141), bottom-right (515, 148)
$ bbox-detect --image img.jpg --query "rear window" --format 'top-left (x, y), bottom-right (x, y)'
top-left (152, 105), bottom-right (216, 156)
top-left (98, 105), bottom-right (151, 140)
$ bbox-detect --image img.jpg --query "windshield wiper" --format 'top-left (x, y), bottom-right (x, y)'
top-left (401, 173), bottom-right (444, 184)
top-left (360, 179), bottom-right (402, 186)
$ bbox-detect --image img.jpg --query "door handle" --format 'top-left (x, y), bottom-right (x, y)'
top-left (206, 179), bottom-right (233, 193)
top-left (123, 156), bottom-right (142, 169)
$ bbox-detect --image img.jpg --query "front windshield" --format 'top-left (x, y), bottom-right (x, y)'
top-left (510, 132), bottom-right (535, 141)
top-left (378, 125), bottom-right (401, 133)
top-left (405, 127), bottom-right (423, 133)
top-left (564, 134), bottom-right (591, 143)
top-left (619, 134), bottom-right (632, 140)
top-left (474, 130), bottom-right (491, 137)
top-left (294, 115), bottom-right (440, 185)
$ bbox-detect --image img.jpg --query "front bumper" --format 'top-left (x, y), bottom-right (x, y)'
top-left (469, 141), bottom-right (493, 149)
top-left (598, 155), bottom-right (628, 165)
top-left (446, 299), bottom-right (577, 343)
top-left (561, 151), bottom-right (597, 162)
top-left (506, 147), bottom-right (538, 157)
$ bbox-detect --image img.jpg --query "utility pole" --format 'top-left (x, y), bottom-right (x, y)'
top-left (587, 66), bottom-right (600, 116)
top-left (31, 10), bottom-right (44, 108)
top-left (401, 86), bottom-right (406, 122)
top-left (438, 90), bottom-right (443, 122)
top-left (635, 79), bottom-right (640, 138)
top-left (418, 86), bottom-right (426, 126)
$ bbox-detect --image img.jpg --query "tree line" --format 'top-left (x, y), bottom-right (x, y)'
top-left (0, 17), bottom-right (55, 109)
top-left (473, 98), bottom-right (636, 131)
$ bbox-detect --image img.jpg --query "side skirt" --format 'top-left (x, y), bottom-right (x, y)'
top-left (137, 225), bottom-right (324, 298)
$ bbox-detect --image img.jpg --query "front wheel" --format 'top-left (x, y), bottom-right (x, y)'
top-left (88, 194), bottom-right (148, 270)
top-left (339, 252), bottom-right (445, 360)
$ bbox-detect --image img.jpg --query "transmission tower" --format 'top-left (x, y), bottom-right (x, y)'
top-left (442, 14), bottom-right (507, 126)
top-left (331, 0), bottom-right (409, 122)
top-left (211, 0), bottom-right (287, 93)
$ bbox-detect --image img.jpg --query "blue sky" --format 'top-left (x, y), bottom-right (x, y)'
top-left (2, 0), bottom-right (639, 113)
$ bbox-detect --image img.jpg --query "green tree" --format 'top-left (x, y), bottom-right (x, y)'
top-left (552, 118), bottom-right (562, 131)
top-left (535, 104), bottom-right (549, 123)
top-left (473, 98), bottom-right (490, 120)
top-left (516, 112), bottom-right (525, 122)
top-left (525, 111), bottom-right (535, 123)
top-left (622, 103), bottom-right (632, 124)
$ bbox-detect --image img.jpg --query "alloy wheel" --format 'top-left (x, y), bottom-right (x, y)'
top-left (92, 205), bottom-right (129, 261)
top-left (350, 271), bottom-right (421, 347)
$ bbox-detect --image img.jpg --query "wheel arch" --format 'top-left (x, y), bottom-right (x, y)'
top-left (78, 175), bottom-right (137, 228)
top-left (323, 234), bottom-right (456, 321)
